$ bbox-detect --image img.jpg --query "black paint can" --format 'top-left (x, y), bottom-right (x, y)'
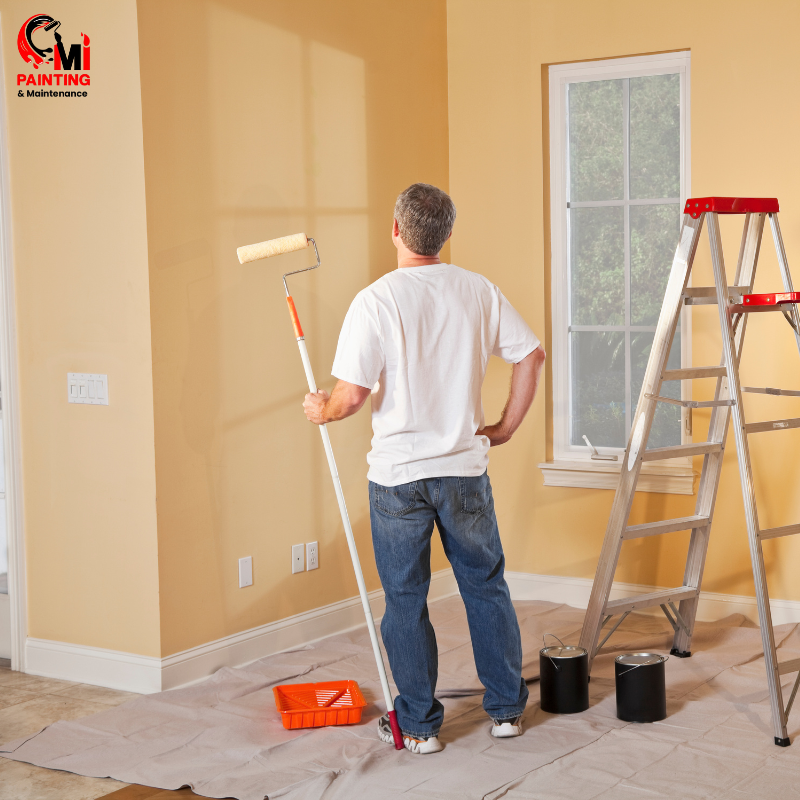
top-left (615, 653), bottom-right (668, 722)
top-left (540, 644), bottom-right (589, 714)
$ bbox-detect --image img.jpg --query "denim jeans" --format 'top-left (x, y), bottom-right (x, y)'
top-left (369, 471), bottom-right (528, 738)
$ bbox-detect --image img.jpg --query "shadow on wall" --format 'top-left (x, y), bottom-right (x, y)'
top-left (137, 0), bottom-right (449, 655)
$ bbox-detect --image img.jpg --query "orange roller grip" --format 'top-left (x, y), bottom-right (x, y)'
top-left (286, 296), bottom-right (304, 338)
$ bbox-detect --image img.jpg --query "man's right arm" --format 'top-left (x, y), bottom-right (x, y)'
top-left (477, 346), bottom-right (546, 446)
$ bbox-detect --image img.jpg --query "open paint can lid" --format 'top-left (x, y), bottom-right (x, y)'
top-left (615, 653), bottom-right (665, 666)
top-left (541, 645), bottom-right (587, 658)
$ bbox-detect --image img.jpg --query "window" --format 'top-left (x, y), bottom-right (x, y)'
top-left (543, 53), bottom-right (692, 493)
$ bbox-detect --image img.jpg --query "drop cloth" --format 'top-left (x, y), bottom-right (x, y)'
top-left (2, 597), bottom-right (799, 799)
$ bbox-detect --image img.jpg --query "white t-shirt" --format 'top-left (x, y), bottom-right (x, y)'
top-left (332, 263), bottom-right (540, 487)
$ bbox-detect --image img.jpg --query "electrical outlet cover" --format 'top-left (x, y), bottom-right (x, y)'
top-left (68, 373), bottom-right (109, 405)
top-left (238, 556), bottom-right (253, 588)
top-left (292, 544), bottom-right (304, 574)
top-left (306, 541), bottom-right (319, 571)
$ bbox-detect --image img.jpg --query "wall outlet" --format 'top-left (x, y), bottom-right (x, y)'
top-left (292, 544), bottom-right (304, 574)
top-left (238, 556), bottom-right (253, 588)
top-left (68, 373), bottom-right (109, 405)
top-left (306, 541), bottom-right (319, 571)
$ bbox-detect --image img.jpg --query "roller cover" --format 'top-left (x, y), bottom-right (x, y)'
top-left (237, 232), bottom-right (308, 264)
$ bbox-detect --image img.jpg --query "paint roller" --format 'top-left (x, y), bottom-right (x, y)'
top-left (237, 233), bottom-right (404, 751)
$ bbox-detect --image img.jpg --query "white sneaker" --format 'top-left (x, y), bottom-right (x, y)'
top-left (490, 715), bottom-right (523, 738)
top-left (378, 714), bottom-right (443, 754)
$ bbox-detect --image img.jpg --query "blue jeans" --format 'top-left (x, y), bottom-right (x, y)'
top-left (369, 471), bottom-right (528, 738)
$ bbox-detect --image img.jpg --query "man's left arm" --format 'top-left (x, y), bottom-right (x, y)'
top-left (304, 380), bottom-right (371, 425)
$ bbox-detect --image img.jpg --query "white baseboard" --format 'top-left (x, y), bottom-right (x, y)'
top-left (23, 568), bottom-right (460, 695)
top-left (23, 568), bottom-right (800, 695)
top-left (161, 567), bottom-right (458, 691)
top-left (504, 571), bottom-right (800, 626)
top-left (26, 638), bottom-right (161, 694)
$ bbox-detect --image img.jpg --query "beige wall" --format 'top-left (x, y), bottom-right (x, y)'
top-left (136, 0), bottom-right (450, 656)
top-left (447, 0), bottom-right (800, 601)
top-left (2, 1), bottom-right (161, 654)
top-left (11, 0), bottom-right (798, 664)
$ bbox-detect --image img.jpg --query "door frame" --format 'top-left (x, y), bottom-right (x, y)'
top-left (0, 20), bottom-right (27, 671)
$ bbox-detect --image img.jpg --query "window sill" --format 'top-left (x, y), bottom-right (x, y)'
top-left (538, 460), bottom-right (696, 495)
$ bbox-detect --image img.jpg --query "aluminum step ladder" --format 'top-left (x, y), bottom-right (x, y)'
top-left (578, 196), bottom-right (800, 747)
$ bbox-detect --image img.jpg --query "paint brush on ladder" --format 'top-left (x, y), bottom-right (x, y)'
top-left (236, 233), bottom-right (404, 751)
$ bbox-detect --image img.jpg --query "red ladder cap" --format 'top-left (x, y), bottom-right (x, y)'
top-left (684, 197), bottom-right (779, 218)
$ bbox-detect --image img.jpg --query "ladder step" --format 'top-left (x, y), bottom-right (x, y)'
top-left (605, 586), bottom-right (698, 614)
top-left (745, 418), bottom-right (800, 434)
top-left (662, 366), bottom-right (728, 380)
top-left (730, 302), bottom-right (791, 314)
top-left (623, 515), bottom-right (710, 540)
top-left (742, 386), bottom-right (800, 397)
top-left (646, 393), bottom-right (734, 409)
top-left (760, 523), bottom-right (800, 541)
top-left (779, 658), bottom-right (800, 676)
top-left (641, 442), bottom-right (721, 461)
top-left (683, 285), bottom-right (750, 305)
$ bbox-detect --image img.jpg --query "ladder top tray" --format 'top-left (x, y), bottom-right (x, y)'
top-left (684, 197), bottom-right (779, 218)
top-left (742, 292), bottom-right (800, 306)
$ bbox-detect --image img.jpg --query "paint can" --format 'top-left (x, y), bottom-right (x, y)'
top-left (615, 653), bottom-right (668, 722)
top-left (539, 635), bottom-right (589, 714)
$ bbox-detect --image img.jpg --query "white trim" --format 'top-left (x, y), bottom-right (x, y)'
top-left (547, 52), bottom-right (692, 476)
top-left (0, 592), bottom-right (10, 659)
top-left (23, 568), bottom-right (799, 693)
top-left (26, 638), bottom-right (162, 694)
top-left (538, 460), bottom-right (695, 494)
top-left (505, 570), bottom-right (800, 626)
top-left (24, 568), bottom-right (460, 694)
top-left (0, 16), bottom-right (26, 671)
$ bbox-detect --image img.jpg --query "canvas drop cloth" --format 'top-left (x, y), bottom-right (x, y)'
top-left (2, 597), bottom-right (800, 799)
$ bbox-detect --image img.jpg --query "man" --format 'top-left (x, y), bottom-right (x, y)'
top-left (303, 183), bottom-right (545, 754)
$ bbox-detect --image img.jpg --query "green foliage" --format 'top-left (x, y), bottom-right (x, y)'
top-left (571, 330), bottom-right (681, 448)
top-left (568, 74), bottom-right (682, 448)
top-left (571, 207), bottom-right (624, 325)
top-left (571, 331), bottom-right (625, 447)
top-left (630, 331), bottom-right (682, 448)
top-left (630, 74), bottom-right (680, 200)
top-left (631, 204), bottom-right (680, 326)
top-left (569, 80), bottom-right (624, 202)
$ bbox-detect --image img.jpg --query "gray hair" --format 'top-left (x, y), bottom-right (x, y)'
top-left (394, 183), bottom-right (456, 256)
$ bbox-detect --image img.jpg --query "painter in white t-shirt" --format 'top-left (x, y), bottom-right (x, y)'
top-left (331, 263), bottom-right (540, 487)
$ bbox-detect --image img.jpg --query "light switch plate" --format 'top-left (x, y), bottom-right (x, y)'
top-left (292, 544), bottom-right (304, 574)
top-left (238, 556), bottom-right (253, 588)
top-left (68, 373), bottom-right (108, 405)
top-left (306, 541), bottom-right (318, 571)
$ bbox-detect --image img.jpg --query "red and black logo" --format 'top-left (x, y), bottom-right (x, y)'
top-left (16, 14), bottom-right (90, 98)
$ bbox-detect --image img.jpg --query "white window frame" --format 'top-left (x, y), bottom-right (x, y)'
top-left (541, 52), bottom-right (693, 494)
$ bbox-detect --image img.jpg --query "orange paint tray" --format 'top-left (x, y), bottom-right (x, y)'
top-left (273, 680), bottom-right (368, 729)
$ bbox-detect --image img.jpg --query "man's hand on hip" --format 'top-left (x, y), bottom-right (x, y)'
top-left (303, 380), bottom-right (372, 425)
top-left (476, 346), bottom-right (546, 447)
top-left (476, 422), bottom-right (513, 447)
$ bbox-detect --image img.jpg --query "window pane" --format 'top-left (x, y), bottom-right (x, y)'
top-left (571, 206), bottom-right (624, 325)
top-left (630, 330), bottom-right (682, 449)
top-left (629, 74), bottom-right (680, 199)
top-left (571, 331), bottom-right (625, 447)
top-left (630, 203), bottom-right (681, 325)
top-left (568, 80), bottom-right (624, 202)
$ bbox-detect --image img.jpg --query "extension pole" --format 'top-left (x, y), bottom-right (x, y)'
top-left (237, 233), bottom-right (403, 750)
